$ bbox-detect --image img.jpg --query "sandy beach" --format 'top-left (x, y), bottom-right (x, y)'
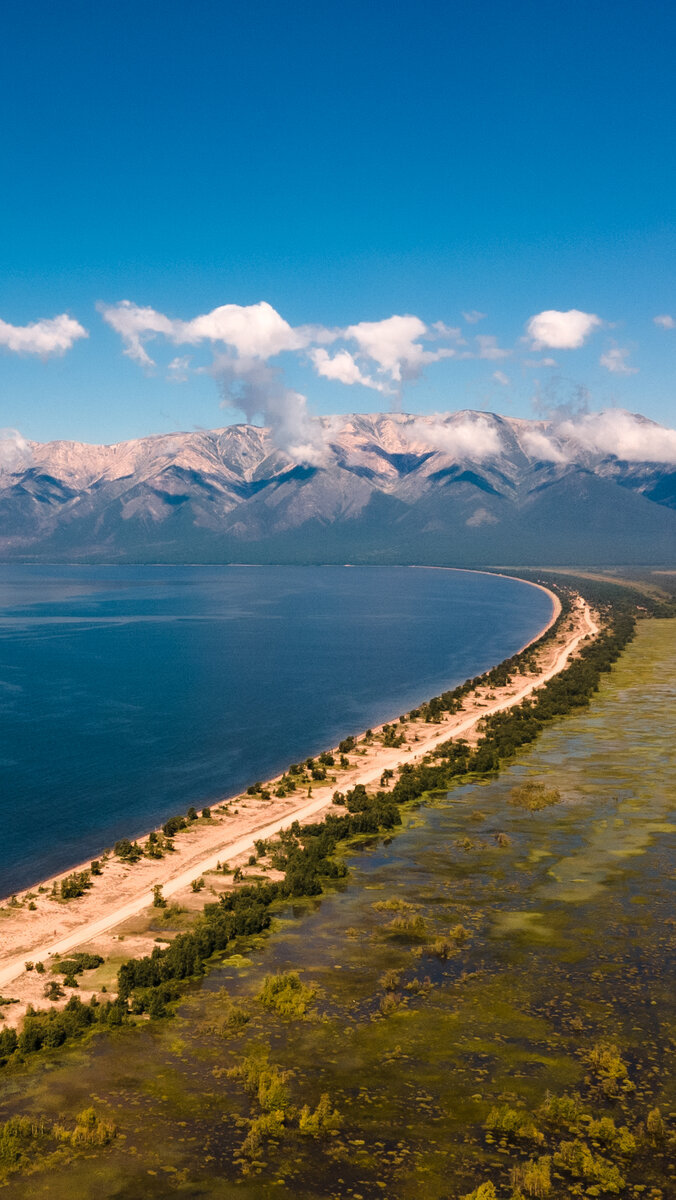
top-left (0, 583), bottom-right (597, 1023)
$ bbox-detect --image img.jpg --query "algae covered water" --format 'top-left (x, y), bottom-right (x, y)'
top-left (0, 564), bottom-right (551, 895)
top-left (3, 618), bottom-right (676, 1198)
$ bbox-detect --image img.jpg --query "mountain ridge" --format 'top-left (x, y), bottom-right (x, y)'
top-left (1, 410), bottom-right (675, 565)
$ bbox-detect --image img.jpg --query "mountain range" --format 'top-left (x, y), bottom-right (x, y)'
top-left (1, 410), bottom-right (675, 565)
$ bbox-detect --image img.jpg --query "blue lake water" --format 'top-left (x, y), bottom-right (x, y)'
top-left (0, 565), bottom-right (552, 895)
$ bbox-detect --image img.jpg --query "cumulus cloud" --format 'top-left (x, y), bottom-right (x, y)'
top-left (0, 429), bottom-right (32, 473)
top-left (99, 296), bottom-right (471, 411)
top-left (0, 313), bottom-right (87, 357)
top-left (492, 370), bottom-right (510, 386)
top-left (99, 299), bottom-right (305, 368)
top-left (344, 314), bottom-right (456, 385)
top-left (526, 309), bottom-right (602, 350)
top-left (558, 409), bottom-right (676, 462)
top-left (462, 310), bottom-right (486, 324)
top-left (308, 348), bottom-right (387, 392)
top-left (654, 314), bottom-right (675, 329)
top-left (406, 413), bottom-right (503, 461)
top-left (600, 346), bottom-right (637, 375)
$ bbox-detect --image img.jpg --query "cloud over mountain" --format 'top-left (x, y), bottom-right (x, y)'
top-left (2, 408), bottom-right (673, 568)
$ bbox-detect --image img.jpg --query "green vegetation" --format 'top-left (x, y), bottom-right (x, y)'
top-left (0, 1108), bottom-right (115, 1180)
top-left (58, 870), bottom-right (92, 900)
top-left (258, 971), bottom-right (316, 1018)
top-left (9, 995), bottom-right (129, 1058)
top-left (51, 952), bottom-right (104, 978)
top-left (113, 837), bottom-right (143, 862)
top-left (298, 1092), bottom-right (342, 1136)
top-left (509, 781), bottom-right (561, 811)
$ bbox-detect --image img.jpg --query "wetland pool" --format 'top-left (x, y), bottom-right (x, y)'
top-left (2, 619), bottom-right (676, 1199)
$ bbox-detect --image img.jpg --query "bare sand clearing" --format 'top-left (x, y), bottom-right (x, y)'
top-left (0, 584), bottom-right (597, 1023)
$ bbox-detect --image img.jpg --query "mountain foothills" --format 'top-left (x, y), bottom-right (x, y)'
top-left (1, 411), bottom-right (675, 565)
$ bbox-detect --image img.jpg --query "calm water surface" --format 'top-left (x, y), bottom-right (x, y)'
top-left (0, 565), bottom-right (551, 893)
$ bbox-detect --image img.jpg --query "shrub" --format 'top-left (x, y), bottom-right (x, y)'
top-left (509, 782), bottom-right (561, 811)
top-left (258, 971), bottom-right (316, 1018)
top-left (585, 1043), bottom-right (633, 1096)
top-left (486, 1105), bottom-right (543, 1143)
top-left (60, 870), bottom-right (92, 900)
top-left (510, 1156), bottom-right (552, 1197)
top-left (162, 816), bottom-right (186, 838)
top-left (51, 953), bottom-right (103, 977)
top-left (298, 1093), bottom-right (341, 1136)
top-left (461, 1185), bottom-right (497, 1200)
top-left (114, 838), bottom-right (143, 861)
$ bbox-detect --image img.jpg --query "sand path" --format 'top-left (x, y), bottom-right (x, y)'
top-left (0, 590), bottom-right (596, 994)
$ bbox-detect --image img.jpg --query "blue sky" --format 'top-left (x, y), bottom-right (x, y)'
top-left (1, 0), bottom-right (675, 445)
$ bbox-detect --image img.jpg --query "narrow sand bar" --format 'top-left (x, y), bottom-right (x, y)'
top-left (0, 582), bottom-right (595, 1013)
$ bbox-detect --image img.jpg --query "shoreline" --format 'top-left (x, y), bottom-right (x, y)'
top-left (413, 566), bottom-right (561, 653)
top-left (2, 567), bottom-right (559, 902)
top-left (0, 581), bottom-right (593, 1008)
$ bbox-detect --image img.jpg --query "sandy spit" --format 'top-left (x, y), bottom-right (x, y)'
top-left (0, 582), bottom-right (596, 1017)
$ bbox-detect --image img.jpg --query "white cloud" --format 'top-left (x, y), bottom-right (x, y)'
top-left (100, 298), bottom-right (333, 466)
top-left (406, 413), bottom-right (503, 461)
top-left (492, 370), bottom-right (510, 386)
top-left (98, 301), bottom-right (174, 367)
top-left (462, 310), bottom-right (486, 324)
top-left (0, 429), bottom-right (32, 473)
top-left (520, 428), bottom-right (568, 463)
top-left (100, 297), bottom-right (464, 406)
top-left (654, 314), bottom-right (675, 329)
top-left (308, 348), bottom-right (387, 392)
top-left (344, 314), bottom-right (455, 384)
top-left (558, 409), bottom-right (676, 463)
top-left (600, 346), bottom-right (637, 375)
top-left (526, 309), bottom-right (602, 350)
top-left (98, 299), bottom-right (305, 368)
top-left (0, 313), bottom-right (87, 357)
top-left (185, 302), bottom-right (303, 357)
top-left (258, 389), bottom-right (330, 467)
